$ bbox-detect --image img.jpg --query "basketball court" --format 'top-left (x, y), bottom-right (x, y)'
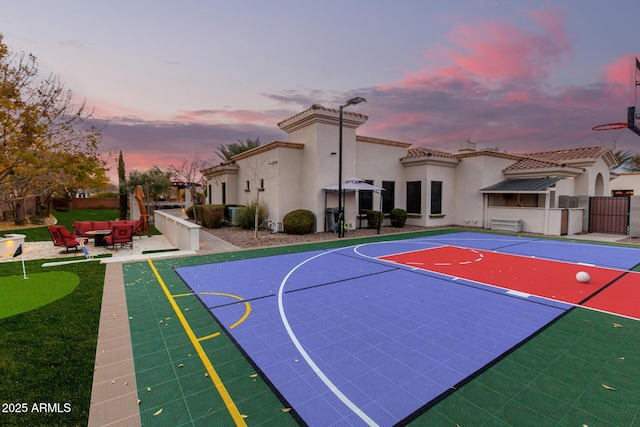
top-left (123, 231), bottom-right (640, 426)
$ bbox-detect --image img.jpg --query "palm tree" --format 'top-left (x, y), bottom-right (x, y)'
top-left (625, 154), bottom-right (640, 172)
top-left (613, 150), bottom-right (634, 171)
top-left (216, 137), bottom-right (262, 161)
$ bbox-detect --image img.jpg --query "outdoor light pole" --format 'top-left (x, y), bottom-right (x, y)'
top-left (338, 96), bottom-right (367, 238)
top-left (145, 181), bottom-right (154, 237)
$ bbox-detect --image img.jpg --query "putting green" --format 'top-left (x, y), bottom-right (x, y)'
top-left (0, 271), bottom-right (80, 319)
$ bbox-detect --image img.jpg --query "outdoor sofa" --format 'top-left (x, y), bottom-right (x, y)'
top-left (73, 219), bottom-right (145, 239)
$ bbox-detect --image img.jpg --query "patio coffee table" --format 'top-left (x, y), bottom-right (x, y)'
top-left (85, 229), bottom-right (112, 247)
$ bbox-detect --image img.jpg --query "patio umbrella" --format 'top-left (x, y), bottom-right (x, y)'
top-left (323, 177), bottom-right (385, 233)
top-left (134, 185), bottom-right (149, 233)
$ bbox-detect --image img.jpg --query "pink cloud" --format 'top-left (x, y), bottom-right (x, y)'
top-left (171, 108), bottom-right (286, 126)
top-left (401, 8), bottom-right (570, 88)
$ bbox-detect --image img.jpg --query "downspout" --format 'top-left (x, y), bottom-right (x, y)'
top-left (544, 190), bottom-right (551, 235)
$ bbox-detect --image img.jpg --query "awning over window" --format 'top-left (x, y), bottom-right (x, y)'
top-left (479, 177), bottom-right (562, 193)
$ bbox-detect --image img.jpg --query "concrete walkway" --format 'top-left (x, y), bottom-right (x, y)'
top-left (561, 232), bottom-right (629, 243)
top-left (197, 227), bottom-right (240, 253)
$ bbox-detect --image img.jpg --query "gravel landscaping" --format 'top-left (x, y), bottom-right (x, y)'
top-left (201, 224), bottom-right (438, 249)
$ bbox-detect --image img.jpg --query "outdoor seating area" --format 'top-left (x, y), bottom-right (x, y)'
top-left (102, 223), bottom-right (134, 250)
top-left (73, 219), bottom-right (145, 239)
top-left (48, 225), bottom-right (88, 253)
top-left (2, 233), bottom-right (180, 264)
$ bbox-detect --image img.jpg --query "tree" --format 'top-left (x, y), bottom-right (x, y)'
top-left (216, 137), bottom-right (261, 161)
top-left (0, 34), bottom-right (107, 223)
top-left (118, 151), bottom-right (127, 220)
top-left (126, 167), bottom-right (172, 201)
top-left (625, 154), bottom-right (640, 172)
top-left (614, 150), bottom-right (633, 171)
top-left (168, 155), bottom-right (212, 224)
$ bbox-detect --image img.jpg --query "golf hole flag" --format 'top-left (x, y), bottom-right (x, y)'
top-left (13, 244), bottom-right (27, 279)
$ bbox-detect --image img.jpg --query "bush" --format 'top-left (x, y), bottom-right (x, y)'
top-left (390, 208), bottom-right (408, 228)
top-left (202, 205), bottom-right (225, 228)
top-left (92, 192), bottom-right (118, 198)
top-left (185, 205), bottom-right (204, 221)
top-left (283, 209), bottom-right (315, 235)
top-left (29, 215), bottom-right (45, 225)
top-left (366, 210), bottom-right (384, 229)
top-left (237, 201), bottom-right (268, 230)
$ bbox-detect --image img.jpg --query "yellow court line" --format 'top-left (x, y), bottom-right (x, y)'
top-left (198, 332), bottom-right (221, 341)
top-left (147, 259), bottom-right (247, 427)
top-left (199, 292), bottom-right (252, 329)
top-left (172, 292), bottom-right (196, 297)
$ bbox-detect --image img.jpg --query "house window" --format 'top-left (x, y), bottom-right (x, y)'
top-left (222, 182), bottom-right (226, 204)
top-left (245, 180), bottom-right (250, 192)
top-left (430, 181), bottom-right (442, 215)
top-left (358, 179), bottom-right (374, 214)
top-left (406, 181), bottom-right (421, 214)
top-left (259, 179), bottom-right (264, 190)
top-left (382, 181), bottom-right (395, 213)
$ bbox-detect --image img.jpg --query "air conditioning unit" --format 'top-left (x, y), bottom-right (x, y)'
top-left (228, 207), bottom-right (241, 225)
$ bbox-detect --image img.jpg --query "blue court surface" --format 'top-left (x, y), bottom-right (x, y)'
top-left (174, 232), bottom-right (640, 426)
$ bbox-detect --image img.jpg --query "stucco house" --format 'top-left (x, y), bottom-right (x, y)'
top-left (203, 104), bottom-right (619, 236)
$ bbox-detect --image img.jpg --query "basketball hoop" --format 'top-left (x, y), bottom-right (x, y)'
top-left (592, 122), bottom-right (627, 150)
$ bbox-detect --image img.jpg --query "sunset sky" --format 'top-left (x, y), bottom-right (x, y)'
top-left (2, 1), bottom-right (640, 182)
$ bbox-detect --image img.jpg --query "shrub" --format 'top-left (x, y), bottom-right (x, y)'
top-left (202, 205), bottom-right (225, 228)
top-left (366, 210), bottom-right (384, 229)
top-left (29, 215), bottom-right (45, 225)
top-left (237, 201), bottom-right (268, 230)
top-left (390, 208), bottom-right (408, 228)
top-left (185, 205), bottom-right (204, 221)
top-left (92, 192), bottom-right (118, 198)
top-left (283, 209), bottom-right (315, 235)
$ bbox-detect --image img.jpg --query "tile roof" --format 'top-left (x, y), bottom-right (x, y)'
top-left (277, 104), bottom-right (368, 127)
top-left (504, 146), bottom-right (609, 172)
top-left (523, 146), bottom-right (605, 162)
top-left (504, 157), bottom-right (565, 171)
top-left (403, 147), bottom-right (458, 159)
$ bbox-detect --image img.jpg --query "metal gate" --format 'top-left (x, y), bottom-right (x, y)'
top-left (588, 196), bottom-right (629, 234)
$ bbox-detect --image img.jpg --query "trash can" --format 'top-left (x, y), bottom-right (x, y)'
top-left (325, 208), bottom-right (340, 232)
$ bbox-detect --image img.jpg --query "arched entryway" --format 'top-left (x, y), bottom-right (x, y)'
top-left (595, 173), bottom-right (605, 196)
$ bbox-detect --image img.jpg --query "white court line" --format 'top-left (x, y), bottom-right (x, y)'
top-left (277, 248), bottom-right (380, 427)
top-left (506, 290), bottom-right (531, 298)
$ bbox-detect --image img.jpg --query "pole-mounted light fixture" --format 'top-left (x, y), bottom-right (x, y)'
top-left (338, 96), bottom-right (367, 238)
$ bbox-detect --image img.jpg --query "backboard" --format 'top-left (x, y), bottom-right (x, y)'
top-left (628, 56), bottom-right (640, 137)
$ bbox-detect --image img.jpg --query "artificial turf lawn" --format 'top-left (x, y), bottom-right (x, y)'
top-left (0, 257), bottom-right (105, 427)
top-left (0, 271), bottom-right (80, 319)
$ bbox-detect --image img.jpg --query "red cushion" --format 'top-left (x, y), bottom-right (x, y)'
top-left (73, 221), bottom-right (93, 236)
top-left (91, 221), bottom-right (111, 231)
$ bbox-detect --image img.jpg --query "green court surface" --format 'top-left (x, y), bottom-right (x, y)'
top-left (122, 231), bottom-right (640, 426)
top-left (0, 271), bottom-right (80, 319)
top-left (415, 308), bottom-right (640, 426)
top-left (124, 259), bottom-right (299, 426)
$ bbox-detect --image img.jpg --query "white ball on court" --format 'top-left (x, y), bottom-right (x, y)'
top-left (576, 271), bottom-right (591, 283)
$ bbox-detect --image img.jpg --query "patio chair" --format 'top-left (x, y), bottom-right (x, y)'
top-left (104, 223), bottom-right (134, 250)
top-left (48, 226), bottom-right (87, 253)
